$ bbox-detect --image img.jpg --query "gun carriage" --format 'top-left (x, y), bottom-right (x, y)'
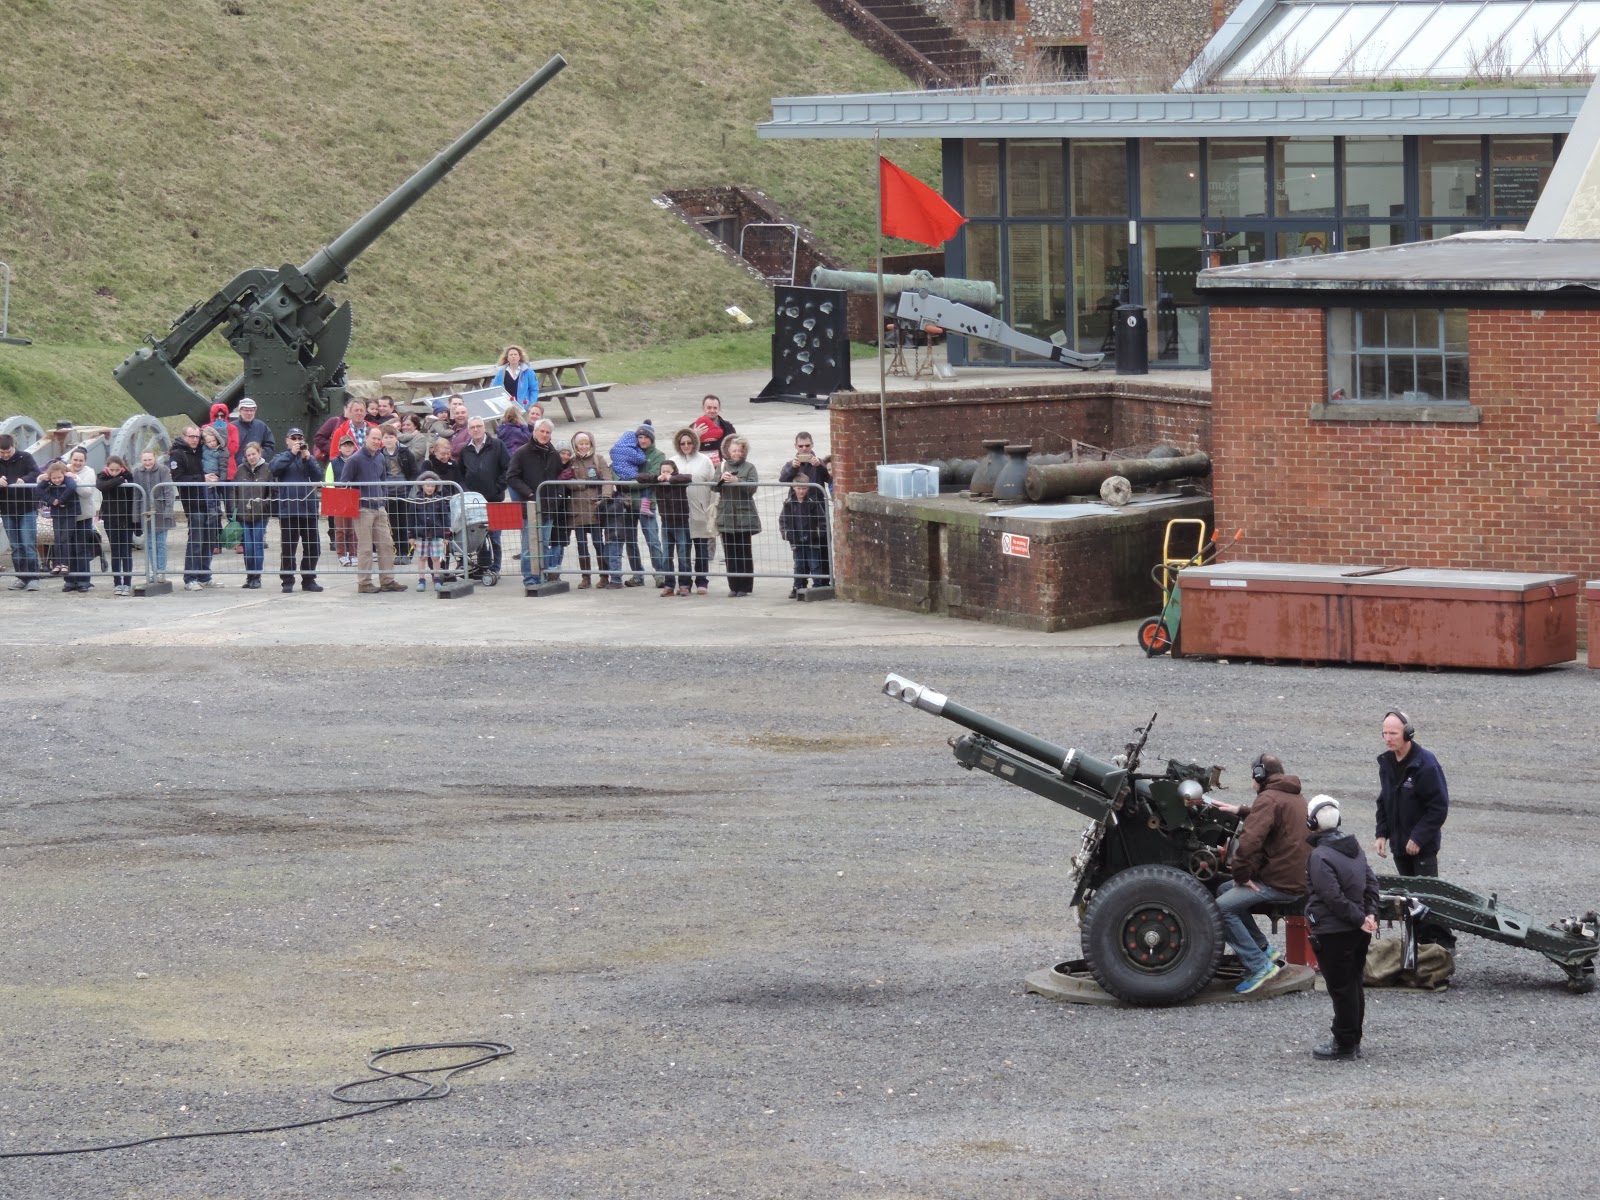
top-left (882, 674), bottom-right (1599, 1005)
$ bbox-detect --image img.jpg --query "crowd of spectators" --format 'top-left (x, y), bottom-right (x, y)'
top-left (1, 390), bottom-right (834, 598)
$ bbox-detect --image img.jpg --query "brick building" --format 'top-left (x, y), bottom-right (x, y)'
top-left (1196, 236), bottom-right (1600, 623)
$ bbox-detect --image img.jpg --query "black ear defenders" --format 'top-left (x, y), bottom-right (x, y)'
top-left (1385, 709), bottom-right (1415, 741)
top-left (1250, 754), bottom-right (1268, 785)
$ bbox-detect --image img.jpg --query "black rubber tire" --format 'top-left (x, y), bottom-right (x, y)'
top-left (1081, 865), bottom-right (1223, 1006)
top-left (1138, 617), bottom-right (1173, 657)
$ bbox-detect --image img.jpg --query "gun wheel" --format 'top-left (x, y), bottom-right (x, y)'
top-left (1137, 617), bottom-right (1172, 657)
top-left (1081, 865), bottom-right (1223, 1006)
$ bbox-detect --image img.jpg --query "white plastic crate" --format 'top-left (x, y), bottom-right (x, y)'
top-left (876, 463), bottom-right (938, 499)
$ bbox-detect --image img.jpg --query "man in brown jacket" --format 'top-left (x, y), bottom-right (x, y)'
top-left (1217, 753), bottom-right (1312, 994)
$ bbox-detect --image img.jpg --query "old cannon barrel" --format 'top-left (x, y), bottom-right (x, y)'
top-left (1024, 451), bottom-right (1210, 503)
top-left (810, 268), bottom-right (998, 314)
top-left (882, 673), bottom-right (1124, 794)
top-left (300, 54), bottom-right (568, 290)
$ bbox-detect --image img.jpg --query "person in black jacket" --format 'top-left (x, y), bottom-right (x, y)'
top-left (380, 426), bottom-right (420, 564)
top-left (168, 425), bottom-right (216, 589)
top-left (96, 456), bottom-right (142, 595)
top-left (1374, 708), bottom-right (1454, 949)
top-left (457, 417), bottom-right (510, 573)
top-left (0, 434), bottom-right (42, 589)
top-left (1304, 795), bottom-right (1379, 1061)
top-left (507, 418), bottom-right (563, 586)
top-left (270, 428), bottom-right (324, 593)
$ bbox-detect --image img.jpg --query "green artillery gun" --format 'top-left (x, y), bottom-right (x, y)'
top-left (113, 55), bottom-right (568, 435)
top-left (882, 673), bottom-right (1600, 1004)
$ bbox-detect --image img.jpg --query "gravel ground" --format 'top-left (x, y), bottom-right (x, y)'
top-left (2, 643), bottom-right (1597, 1198)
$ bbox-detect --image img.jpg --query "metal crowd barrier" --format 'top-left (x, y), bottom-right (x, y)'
top-left (2, 478), bottom-right (139, 593)
top-left (136, 478), bottom-right (470, 595)
top-left (525, 479), bottom-right (834, 599)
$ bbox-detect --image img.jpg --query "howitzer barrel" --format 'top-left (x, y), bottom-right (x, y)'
top-left (1024, 451), bottom-right (1211, 503)
top-left (810, 268), bottom-right (998, 314)
top-left (299, 54), bottom-right (568, 290)
top-left (882, 674), bottom-right (1124, 794)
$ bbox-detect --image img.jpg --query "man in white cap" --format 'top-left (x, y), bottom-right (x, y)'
top-left (231, 398), bottom-right (276, 474)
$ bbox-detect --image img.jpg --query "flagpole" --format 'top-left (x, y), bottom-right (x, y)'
top-left (875, 129), bottom-right (888, 466)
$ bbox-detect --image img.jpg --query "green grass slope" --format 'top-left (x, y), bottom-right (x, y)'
top-left (0, 0), bottom-right (938, 421)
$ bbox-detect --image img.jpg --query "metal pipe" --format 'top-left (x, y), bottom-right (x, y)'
top-left (1024, 452), bottom-right (1211, 503)
top-left (810, 267), bottom-right (999, 313)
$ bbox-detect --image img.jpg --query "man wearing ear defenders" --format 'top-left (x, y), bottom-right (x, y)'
top-left (1375, 708), bottom-right (1455, 949)
top-left (1218, 753), bottom-right (1311, 995)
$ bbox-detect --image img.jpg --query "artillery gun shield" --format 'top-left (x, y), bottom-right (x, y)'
top-left (1080, 865), bottom-right (1224, 1005)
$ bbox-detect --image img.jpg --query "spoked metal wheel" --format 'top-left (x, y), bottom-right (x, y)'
top-left (110, 413), bottom-right (171, 464)
top-left (0, 414), bottom-right (45, 453)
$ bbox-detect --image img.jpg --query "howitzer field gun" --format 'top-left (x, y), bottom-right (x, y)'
top-left (113, 54), bottom-right (568, 435)
top-left (883, 673), bottom-right (1600, 1005)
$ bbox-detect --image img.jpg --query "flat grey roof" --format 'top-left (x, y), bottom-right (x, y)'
top-left (759, 87), bottom-right (1587, 140)
top-left (1195, 234), bottom-right (1600, 292)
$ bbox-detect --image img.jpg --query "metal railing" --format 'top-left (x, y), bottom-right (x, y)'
top-left (529, 479), bottom-right (833, 594)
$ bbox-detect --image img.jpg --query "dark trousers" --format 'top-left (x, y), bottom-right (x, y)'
top-left (721, 530), bottom-right (754, 594)
top-left (67, 519), bottom-right (94, 588)
top-left (1311, 929), bottom-right (1370, 1050)
top-left (107, 524), bottom-right (134, 587)
top-left (662, 524), bottom-right (691, 588)
top-left (1395, 849), bottom-right (1456, 947)
top-left (278, 515), bottom-right (321, 585)
top-left (789, 539), bottom-right (828, 589)
top-left (184, 510), bottom-right (216, 583)
top-left (691, 537), bottom-right (712, 589)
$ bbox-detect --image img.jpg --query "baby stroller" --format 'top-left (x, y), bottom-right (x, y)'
top-left (445, 491), bottom-right (498, 586)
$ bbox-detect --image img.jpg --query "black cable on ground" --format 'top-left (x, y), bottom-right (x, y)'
top-left (0, 1039), bottom-right (514, 1159)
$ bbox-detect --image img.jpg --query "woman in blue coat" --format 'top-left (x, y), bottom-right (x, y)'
top-left (492, 344), bottom-right (540, 410)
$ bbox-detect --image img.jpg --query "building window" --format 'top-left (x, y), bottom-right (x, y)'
top-left (1328, 308), bottom-right (1469, 404)
top-left (1037, 43), bottom-right (1089, 79)
top-left (973, 0), bottom-right (1016, 19)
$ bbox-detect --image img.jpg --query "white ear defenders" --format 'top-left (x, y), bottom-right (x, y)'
top-left (1307, 794), bottom-right (1342, 832)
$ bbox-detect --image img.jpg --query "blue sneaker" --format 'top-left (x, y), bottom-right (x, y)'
top-left (1236, 961), bottom-right (1282, 995)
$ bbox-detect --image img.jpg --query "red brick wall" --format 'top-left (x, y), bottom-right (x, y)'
top-left (1210, 305), bottom-right (1600, 639)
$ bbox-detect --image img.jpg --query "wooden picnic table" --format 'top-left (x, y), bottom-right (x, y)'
top-left (380, 364), bottom-right (500, 397)
top-left (528, 356), bottom-right (611, 423)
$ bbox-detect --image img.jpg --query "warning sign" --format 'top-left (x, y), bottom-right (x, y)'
top-left (1000, 532), bottom-right (1031, 559)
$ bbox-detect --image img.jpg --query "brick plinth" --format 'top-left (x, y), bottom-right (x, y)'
top-left (1209, 307), bottom-right (1600, 651)
top-left (828, 378), bottom-right (1212, 624)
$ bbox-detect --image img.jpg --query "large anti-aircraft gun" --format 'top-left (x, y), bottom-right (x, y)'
top-left (882, 673), bottom-right (1600, 1005)
top-left (113, 55), bottom-right (568, 435)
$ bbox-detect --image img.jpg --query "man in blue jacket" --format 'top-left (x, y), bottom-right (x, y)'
top-left (230, 398), bottom-right (275, 473)
top-left (342, 426), bottom-right (405, 593)
top-left (270, 428), bottom-right (323, 593)
top-left (1374, 707), bottom-right (1455, 949)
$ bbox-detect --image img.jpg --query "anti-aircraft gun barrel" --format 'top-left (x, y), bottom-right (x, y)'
top-left (300, 53), bottom-right (567, 290)
top-left (882, 673), bottom-right (1124, 796)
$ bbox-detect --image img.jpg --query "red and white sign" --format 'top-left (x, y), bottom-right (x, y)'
top-left (1000, 532), bottom-right (1031, 559)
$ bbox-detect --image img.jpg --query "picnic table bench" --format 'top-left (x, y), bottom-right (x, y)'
top-left (381, 358), bottom-right (610, 423)
top-left (528, 357), bottom-right (611, 423)
top-left (381, 364), bottom-right (500, 397)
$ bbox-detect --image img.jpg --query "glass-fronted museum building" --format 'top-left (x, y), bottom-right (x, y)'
top-left (946, 129), bottom-right (1563, 367)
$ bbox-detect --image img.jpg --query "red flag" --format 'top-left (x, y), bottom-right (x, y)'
top-left (879, 156), bottom-right (965, 247)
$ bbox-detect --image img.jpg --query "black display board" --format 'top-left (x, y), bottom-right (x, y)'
top-left (752, 285), bottom-right (852, 407)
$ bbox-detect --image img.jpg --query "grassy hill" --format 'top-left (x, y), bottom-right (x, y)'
top-left (0, 0), bottom-right (938, 423)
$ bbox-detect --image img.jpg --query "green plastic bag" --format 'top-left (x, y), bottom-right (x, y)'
top-left (219, 517), bottom-right (244, 549)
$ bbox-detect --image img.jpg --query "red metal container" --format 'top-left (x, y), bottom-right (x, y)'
top-left (1177, 562), bottom-right (1578, 670)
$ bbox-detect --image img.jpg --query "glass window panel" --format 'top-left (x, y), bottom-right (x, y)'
top-left (1213, 228), bottom-right (1267, 266)
top-left (1444, 309), bottom-right (1468, 353)
top-left (1556, 6), bottom-right (1600, 72)
top-left (1265, 5), bottom-right (1347, 75)
top-left (1418, 137), bottom-right (1483, 217)
top-left (1384, 308), bottom-right (1414, 348)
top-left (1277, 229), bottom-right (1333, 258)
top-left (1415, 356), bottom-right (1445, 401)
top-left (1445, 356), bottom-right (1470, 401)
top-left (1276, 139), bottom-right (1336, 216)
top-left (1357, 354), bottom-right (1387, 398)
top-left (1343, 222), bottom-right (1405, 251)
top-left (1414, 311), bottom-right (1440, 348)
top-left (1072, 224), bottom-right (1130, 355)
top-left (1230, 6), bottom-right (1316, 78)
top-left (1430, 4), bottom-right (1526, 75)
top-left (1072, 140), bottom-right (1128, 216)
top-left (1343, 136), bottom-right (1405, 220)
top-left (965, 141), bottom-right (1001, 218)
top-left (1491, 136), bottom-right (1555, 218)
top-left (964, 224), bottom-right (1003, 361)
top-left (1389, 354), bottom-right (1417, 398)
top-left (1298, 8), bottom-right (1372, 75)
top-left (1387, 8), bottom-right (1478, 73)
top-left (1142, 224), bottom-right (1205, 366)
top-left (1141, 140), bottom-right (1201, 217)
top-left (1007, 140), bottom-right (1064, 218)
top-left (1007, 224), bottom-right (1067, 351)
top-left (1207, 140), bottom-right (1268, 218)
top-left (1349, 5), bottom-right (1434, 76)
